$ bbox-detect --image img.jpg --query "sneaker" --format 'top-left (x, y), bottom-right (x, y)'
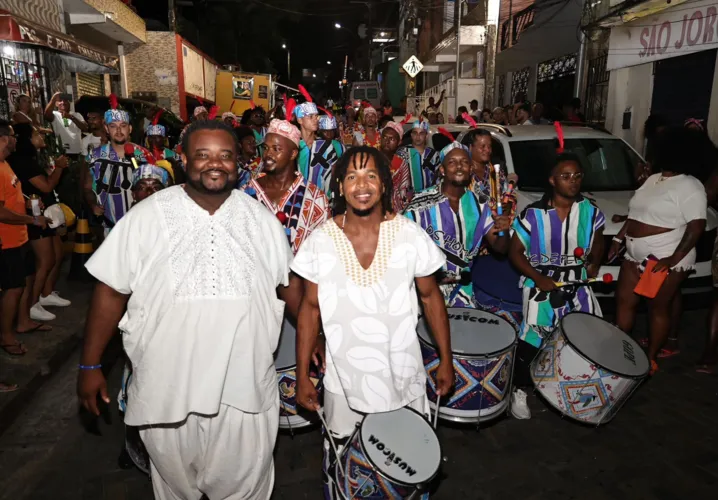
top-left (30, 303), bottom-right (56, 322)
top-left (39, 291), bottom-right (71, 307)
top-left (510, 388), bottom-right (531, 420)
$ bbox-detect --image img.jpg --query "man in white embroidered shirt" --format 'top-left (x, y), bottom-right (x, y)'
top-left (77, 120), bottom-right (301, 500)
top-left (292, 146), bottom-right (454, 499)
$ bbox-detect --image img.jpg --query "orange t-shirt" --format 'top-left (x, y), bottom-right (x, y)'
top-left (0, 160), bottom-right (29, 249)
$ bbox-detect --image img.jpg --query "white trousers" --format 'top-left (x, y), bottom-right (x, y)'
top-left (139, 401), bottom-right (279, 500)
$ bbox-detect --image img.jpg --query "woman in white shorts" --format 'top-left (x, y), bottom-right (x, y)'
top-left (610, 127), bottom-right (707, 375)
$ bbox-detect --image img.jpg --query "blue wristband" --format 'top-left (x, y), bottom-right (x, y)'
top-left (78, 364), bottom-right (102, 370)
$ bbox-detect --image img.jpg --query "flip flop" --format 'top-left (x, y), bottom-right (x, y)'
top-left (649, 359), bottom-right (659, 376)
top-left (658, 347), bottom-right (680, 359)
top-left (0, 382), bottom-right (18, 393)
top-left (1, 342), bottom-right (27, 356)
top-left (16, 324), bottom-right (53, 334)
top-left (696, 364), bottom-right (716, 374)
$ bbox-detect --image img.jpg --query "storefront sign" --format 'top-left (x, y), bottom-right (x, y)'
top-left (608, 0), bottom-right (718, 70)
top-left (0, 10), bottom-right (118, 70)
top-left (182, 43), bottom-right (205, 98)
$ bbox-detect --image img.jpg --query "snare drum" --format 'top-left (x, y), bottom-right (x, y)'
top-left (419, 308), bottom-right (517, 423)
top-left (531, 312), bottom-right (649, 425)
top-left (275, 319), bottom-right (323, 429)
top-left (333, 407), bottom-right (440, 499)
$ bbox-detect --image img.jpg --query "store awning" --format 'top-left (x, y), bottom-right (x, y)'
top-left (0, 10), bottom-right (118, 73)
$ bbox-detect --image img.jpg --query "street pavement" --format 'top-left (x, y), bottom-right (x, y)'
top-left (0, 305), bottom-right (717, 499)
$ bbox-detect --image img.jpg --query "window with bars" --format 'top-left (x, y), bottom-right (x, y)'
top-left (584, 52), bottom-right (609, 126)
top-left (538, 53), bottom-right (577, 83)
top-left (0, 44), bottom-right (51, 121)
top-left (511, 66), bottom-right (530, 101)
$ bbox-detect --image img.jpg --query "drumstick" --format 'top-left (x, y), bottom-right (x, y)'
top-left (554, 274), bottom-right (614, 287)
top-left (493, 164), bottom-right (505, 237)
top-left (316, 407), bottom-right (346, 479)
top-left (433, 395), bottom-right (441, 430)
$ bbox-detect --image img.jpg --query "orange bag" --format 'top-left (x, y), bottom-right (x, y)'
top-left (633, 259), bottom-right (669, 299)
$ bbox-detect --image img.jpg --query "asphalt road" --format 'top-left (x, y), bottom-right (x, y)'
top-left (0, 308), bottom-right (717, 500)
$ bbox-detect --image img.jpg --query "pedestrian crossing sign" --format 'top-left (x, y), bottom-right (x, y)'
top-left (403, 56), bottom-right (424, 78)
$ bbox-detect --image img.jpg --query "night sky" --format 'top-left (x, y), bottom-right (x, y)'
top-left (131, 0), bottom-right (394, 96)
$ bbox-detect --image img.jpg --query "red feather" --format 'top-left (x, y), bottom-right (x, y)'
top-left (361, 100), bottom-right (372, 109)
top-left (249, 100), bottom-right (256, 110)
top-left (554, 121), bottom-right (565, 153)
top-left (437, 127), bottom-right (455, 143)
top-left (208, 105), bottom-right (219, 120)
top-left (462, 112), bottom-right (478, 128)
top-left (109, 93), bottom-right (118, 110)
top-left (197, 97), bottom-right (204, 105)
top-left (298, 84), bottom-right (313, 103)
top-left (317, 106), bottom-right (333, 118)
top-left (286, 98), bottom-right (297, 119)
top-left (400, 113), bottom-right (413, 125)
top-left (229, 101), bottom-right (235, 112)
top-left (124, 143), bottom-right (135, 158)
top-left (151, 109), bottom-right (163, 126)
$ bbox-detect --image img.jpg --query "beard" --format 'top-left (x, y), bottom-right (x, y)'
top-left (186, 169), bottom-right (234, 195)
top-left (447, 177), bottom-right (470, 188)
top-left (349, 205), bottom-right (376, 217)
top-left (112, 137), bottom-right (127, 145)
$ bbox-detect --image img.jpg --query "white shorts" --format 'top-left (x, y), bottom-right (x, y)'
top-left (625, 228), bottom-right (695, 271)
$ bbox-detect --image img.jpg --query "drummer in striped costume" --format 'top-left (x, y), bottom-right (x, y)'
top-left (509, 151), bottom-right (605, 419)
top-left (404, 136), bottom-right (510, 308)
top-left (297, 111), bottom-right (345, 196)
top-left (242, 117), bottom-right (330, 254)
top-left (392, 120), bottom-right (439, 212)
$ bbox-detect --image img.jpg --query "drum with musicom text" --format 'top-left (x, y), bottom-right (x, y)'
top-left (332, 407), bottom-right (441, 499)
top-left (274, 319), bottom-right (324, 430)
top-left (530, 312), bottom-right (649, 425)
top-left (419, 308), bottom-right (517, 423)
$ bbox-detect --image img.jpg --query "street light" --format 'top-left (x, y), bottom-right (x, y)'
top-left (334, 22), bottom-right (341, 29)
top-left (312, 73), bottom-right (317, 78)
top-left (282, 44), bottom-right (290, 80)
top-left (327, 61), bottom-right (331, 65)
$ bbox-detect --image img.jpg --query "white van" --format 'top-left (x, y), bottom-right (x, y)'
top-left (349, 81), bottom-right (382, 109)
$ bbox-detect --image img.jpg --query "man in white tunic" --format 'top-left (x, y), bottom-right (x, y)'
top-left (292, 146), bottom-right (454, 498)
top-left (77, 120), bottom-right (300, 500)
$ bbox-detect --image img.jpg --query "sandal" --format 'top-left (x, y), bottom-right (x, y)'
top-left (16, 324), bottom-right (53, 334)
top-left (696, 364), bottom-right (716, 374)
top-left (649, 359), bottom-right (659, 376)
top-left (1, 342), bottom-right (27, 356)
top-left (658, 347), bottom-right (680, 359)
top-left (0, 382), bottom-right (18, 393)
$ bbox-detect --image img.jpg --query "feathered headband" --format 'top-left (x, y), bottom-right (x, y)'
top-left (104, 93), bottom-right (129, 124)
top-left (294, 85), bottom-right (318, 118)
top-left (438, 127), bottom-right (468, 162)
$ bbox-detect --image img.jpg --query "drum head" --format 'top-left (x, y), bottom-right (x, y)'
top-left (274, 319), bottom-right (296, 370)
top-left (418, 308), bottom-right (516, 356)
top-left (360, 408), bottom-right (440, 485)
top-left (561, 313), bottom-right (650, 378)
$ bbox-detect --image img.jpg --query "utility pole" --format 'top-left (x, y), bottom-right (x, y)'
top-left (168, 0), bottom-right (177, 32)
top-left (351, 1), bottom-right (374, 79)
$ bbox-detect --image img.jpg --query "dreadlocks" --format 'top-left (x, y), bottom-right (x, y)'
top-left (331, 146), bottom-right (394, 215)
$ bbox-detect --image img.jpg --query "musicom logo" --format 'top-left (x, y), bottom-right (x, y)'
top-left (367, 435), bottom-right (417, 476)
top-left (446, 312), bottom-right (499, 325)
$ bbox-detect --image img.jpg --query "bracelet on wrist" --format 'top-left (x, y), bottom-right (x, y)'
top-left (78, 364), bottom-right (102, 370)
top-left (612, 236), bottom-right (624, 243)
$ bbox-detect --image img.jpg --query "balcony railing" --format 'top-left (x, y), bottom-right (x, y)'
top-left (500, 4), bottom-right (535, 51)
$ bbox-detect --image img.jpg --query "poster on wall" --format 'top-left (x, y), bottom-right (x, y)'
top-left (7, 83), bottom-right (21, 113)
top-left (204, 59), bottom-right (218, 102)
top-left (258, 85), bottom-right (268, 99)
top-left (233, 76), bottom-right (254, 100)
top-left (182, 44), bottom-right (205, 98)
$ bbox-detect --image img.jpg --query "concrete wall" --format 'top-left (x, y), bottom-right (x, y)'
top-left (604, 63), bottom-right (653, 152)
top-left (124, 32), bottom-right (180, 116)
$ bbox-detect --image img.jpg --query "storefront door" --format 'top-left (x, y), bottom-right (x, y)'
top-left (651, 49), bottom-right (717, 126)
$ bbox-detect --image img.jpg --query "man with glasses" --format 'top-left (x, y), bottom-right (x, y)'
top-left (507, 153), bottom-right (605, 420)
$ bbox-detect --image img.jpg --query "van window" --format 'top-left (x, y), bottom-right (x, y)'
top-left (353, 89), bottom-right (366, 99)
top-left (366, 88), bottom-right (378, 99)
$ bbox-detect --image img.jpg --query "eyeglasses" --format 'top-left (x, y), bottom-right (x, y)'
top-left (558, 172), bottom-right (583, 181)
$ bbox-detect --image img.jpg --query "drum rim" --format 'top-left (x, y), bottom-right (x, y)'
top-left (558, 312), bottom-right (649, 379)
top-left (351, 406), bottom-right (442, 488)
top-left (419, 333), bottom-right (517, 359)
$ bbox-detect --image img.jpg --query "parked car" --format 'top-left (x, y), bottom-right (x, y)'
top-left (415, 123), bottom-right (716, 295)
top-left (74, 96), bottom-right (185, 149)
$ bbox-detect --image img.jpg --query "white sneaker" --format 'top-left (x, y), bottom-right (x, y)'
top-left (30, 303), bottom-right (56, 322)
top-left (39, 291), bottom-right (71, 307)
top-left (510, 388), bottom-right (531, 420)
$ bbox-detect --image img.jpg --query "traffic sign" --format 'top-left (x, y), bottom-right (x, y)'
top-left (403, 56), bottom-right (424, 78)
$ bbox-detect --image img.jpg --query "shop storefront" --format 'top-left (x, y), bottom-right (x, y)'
top-left (605, 0), bottom-right (718, 148)
top-left (0, 9), bottom-right (118, 120)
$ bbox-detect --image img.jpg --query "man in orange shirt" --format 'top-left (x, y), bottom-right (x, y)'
top-left (0, 121), bottom-right (49, 367)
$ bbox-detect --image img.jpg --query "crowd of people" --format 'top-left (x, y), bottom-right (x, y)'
top-left (1, 85), bottom-right (716, 498)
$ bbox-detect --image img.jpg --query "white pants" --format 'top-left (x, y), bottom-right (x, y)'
top-left (139, 401), bottom-right (279, 500)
